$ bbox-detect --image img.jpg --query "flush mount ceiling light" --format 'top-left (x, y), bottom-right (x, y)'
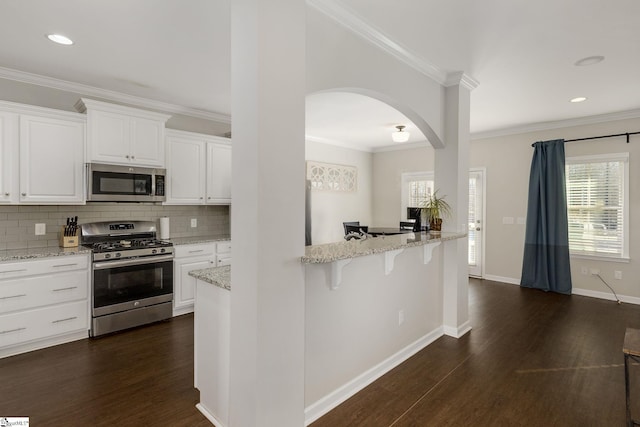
top-left (46, 34), bottom-right (74, 45)
top-left (574, 56), bottom-right (604, 66)
top-left (392, 125), bottom-right (410, 143)
top-left (570, 97), bottom-right (588, 103)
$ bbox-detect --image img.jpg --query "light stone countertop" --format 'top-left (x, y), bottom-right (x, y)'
top-left (0, 245), bottom-right (92, 262)
top-left (163, 234), bottom-right (230, 246)
top-left (302, 231), bottom-right (466, 264)
top-left (189, 265), bottom-right (231, 291)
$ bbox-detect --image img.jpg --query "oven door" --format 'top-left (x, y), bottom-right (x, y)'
top-left (92, 254), bottom-right (173, 317)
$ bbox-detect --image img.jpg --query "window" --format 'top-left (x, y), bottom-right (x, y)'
top-left (565, 153), bottom-right (629, 259)
top-left (401, 172), bottom-right (434, 220)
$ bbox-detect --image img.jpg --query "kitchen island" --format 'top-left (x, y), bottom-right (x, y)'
top-left (191, 231), bottom-right (467, 426)
top-left (190, 265), bottom-right (230, 427)
top-left (302, 231), bottom-right (467, 423)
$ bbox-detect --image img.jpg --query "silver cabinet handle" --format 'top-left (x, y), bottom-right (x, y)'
top-left (0, 269), bottom-right (27, 274)
top-left (131, 156), bottom-right (135, 159)
top-left (188, 249), bottom-right (204, 254)
top-left (52, 286), bottom-right (78, 292)
top-left (21, 193), bottom-right (26, 196)
top-left (52, 316), bottom-right (77, 324)
top-left (125, 155), bottom-right (130, 159)
top-left (476, 227), bottom-right (481, 231)
top-left (53, 263), bottom-right (79, 268)
top-left (4, 192), bottom-right (8, 196)
top-left (0, 327), bottom-right (26, 334)
top-left (0, 294), bottom-right (26, 300)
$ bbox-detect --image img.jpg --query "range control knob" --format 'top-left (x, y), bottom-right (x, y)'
top-left (152, 249), bottom-right (157, 254)
top-left (105, 254), bottom-right (111, 259)
top-left (115, 253), bottom-right (121, 258)
top-left (160, 248), bottom-right (166, 253)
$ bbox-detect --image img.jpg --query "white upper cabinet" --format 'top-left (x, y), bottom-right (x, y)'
top-left (165, 131), bottom-right (207, 204)
top-left (206, 141), bottom-right (232, 204)
top-left (76, 98), bottom-right (170, 168)
top-left (165, 129), bottom-right (231, 205)
top-left (0, 111), bottom-right (19, 204)
top-left (19, 115), bottom-right (85, 204)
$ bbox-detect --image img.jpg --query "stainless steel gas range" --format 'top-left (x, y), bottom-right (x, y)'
top-left (81, 221), bottom-right (174, 337)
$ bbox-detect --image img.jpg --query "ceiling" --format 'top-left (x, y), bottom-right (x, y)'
top-left (0, 0), bottom-right (639, 150)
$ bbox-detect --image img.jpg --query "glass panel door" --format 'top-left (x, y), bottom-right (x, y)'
top-left (469, 169), bottom-right (484, 277)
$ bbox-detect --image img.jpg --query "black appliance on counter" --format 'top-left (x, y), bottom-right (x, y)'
top-left (81, 220), bottom-right (173, 337)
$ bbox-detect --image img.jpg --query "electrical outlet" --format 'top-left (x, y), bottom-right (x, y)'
top-left (190, 218), bottom-right (197, 228)
top-left (398, 309), bottom-right (405, 326)
top-left (581, 267), bottom-right (588, 275)
top-left (615, 270), bottom-right (622, 280)
top-left (35, 223), bottom-right (46, 235)
top-left (590, 268), bottom-right (600, 276)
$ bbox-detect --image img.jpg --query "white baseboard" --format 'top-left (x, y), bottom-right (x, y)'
top-left (443, 320), bottom-right (472, 338)
top-left (572, 287), bottom-right (640, 305)
top-left (304, 326), bottom-right (444, 426)
top-left (482, 274), bottom-right (520, 285)
top-left (480, 275), bottom-right (640, 306)
top-left (0, 329), bottom-right (88, 359)
top-left (196, 403), bottom-right (226, 427)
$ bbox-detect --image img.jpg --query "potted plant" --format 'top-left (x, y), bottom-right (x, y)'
top-left (421, 190), bottom-right (452, 235)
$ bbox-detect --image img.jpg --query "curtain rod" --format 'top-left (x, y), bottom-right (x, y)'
top-left (531, 131), bottom-right (640, 147)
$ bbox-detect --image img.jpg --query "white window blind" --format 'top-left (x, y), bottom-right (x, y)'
top-left (565, 153), bottom-right (628, 258)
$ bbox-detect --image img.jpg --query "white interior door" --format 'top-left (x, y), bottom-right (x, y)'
top-left (468, 169), bottom-right (485, 278)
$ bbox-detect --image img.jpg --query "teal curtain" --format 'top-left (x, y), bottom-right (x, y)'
top-left (520, 139), bottom-right (572, 294)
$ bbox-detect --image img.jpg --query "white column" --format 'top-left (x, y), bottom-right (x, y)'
top-left (435, 72), bottom-right (476, 337)
top-left (230, 0), bottom-right (306, 426)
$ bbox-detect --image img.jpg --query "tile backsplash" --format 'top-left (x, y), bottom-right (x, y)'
top-left (0, 203), bottom-right (230, 250)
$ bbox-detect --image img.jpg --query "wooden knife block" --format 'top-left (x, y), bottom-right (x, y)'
top-left (59, 226), bottom-right (80, 248)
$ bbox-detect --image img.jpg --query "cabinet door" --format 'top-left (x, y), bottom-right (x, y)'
top-left (19, 115), bottom-right (85, 204)
top-left (130, 116), bottom-right (165, 167)
top-left (206, 142), bottom-right (232, 204)
top-left (0, 111), bottom-right (18, 204)
top-left (174, 256), bottom-right (215, 315)
top-left (87, 110), bottom-right (130, 164)
top-left (165, 136), bottom-right (206, 204)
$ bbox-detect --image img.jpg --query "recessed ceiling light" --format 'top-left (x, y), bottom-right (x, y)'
top-left (574, 56), bottom-right (604, 66)
top-left (570, 97), bottom-right (587, 103)
top-left (46, 34), bottom-right (73, 45)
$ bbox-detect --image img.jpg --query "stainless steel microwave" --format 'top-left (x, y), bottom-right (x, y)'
top-left (86, 163), bottom-right (166, 202)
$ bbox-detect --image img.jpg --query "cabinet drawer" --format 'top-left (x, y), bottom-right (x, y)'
top-left (0, 300), bottom-right (87, 348)
top-left (0, 270), bottom-right (88, 315)
top-left (174, 243), bottom-right (216, 259)
top-left (0, 255), bottom-right (88, 280)
top-left (216, 241), bottom-right (231, 254)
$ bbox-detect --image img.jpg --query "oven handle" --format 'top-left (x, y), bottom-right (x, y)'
top-left (93, 254), bottom-right (174, 270)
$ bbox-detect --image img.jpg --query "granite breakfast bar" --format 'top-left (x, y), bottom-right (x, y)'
top-left (189, 231), bottom-right (467, 425)
top-left (303, 230), bottom-right (467, 422)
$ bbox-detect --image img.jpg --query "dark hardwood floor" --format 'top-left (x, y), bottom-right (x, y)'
top-left (0, 314), bottom-right (210, 426)
top-left (312, 279), bottom-right (640, 426)
top-left (2, 279), bottom-right (639, 426)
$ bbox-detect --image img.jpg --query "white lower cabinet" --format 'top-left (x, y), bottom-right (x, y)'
top-left (173, 240), bottom-right (231, 316)
top-left (0, 254), bottom-right (90, 358)
top-left (173, 243), bottom-right (216, 316)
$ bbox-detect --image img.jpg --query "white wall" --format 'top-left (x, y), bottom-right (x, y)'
top-left (374, 116), bottom-right (640, 301)
top-left (471, 116), bottom-right (640, 301)
top-left (305, 141), bottom-right (373, 244)
top-left (304, 244), bottom-right (443, 408)
top-left (372, 145), bottom-right (435, 227)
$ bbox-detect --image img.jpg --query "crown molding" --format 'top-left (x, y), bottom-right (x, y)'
top-left (305, 135), bottom-right (373, 153)
top-left (0, 66), bottom-right (231, 124)
top-left (471, 108), bottom-right (640, 140)
top-left (444, 71), bottom-right (479, 91)
top-left (307, 0), bottom-right (447, 85)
